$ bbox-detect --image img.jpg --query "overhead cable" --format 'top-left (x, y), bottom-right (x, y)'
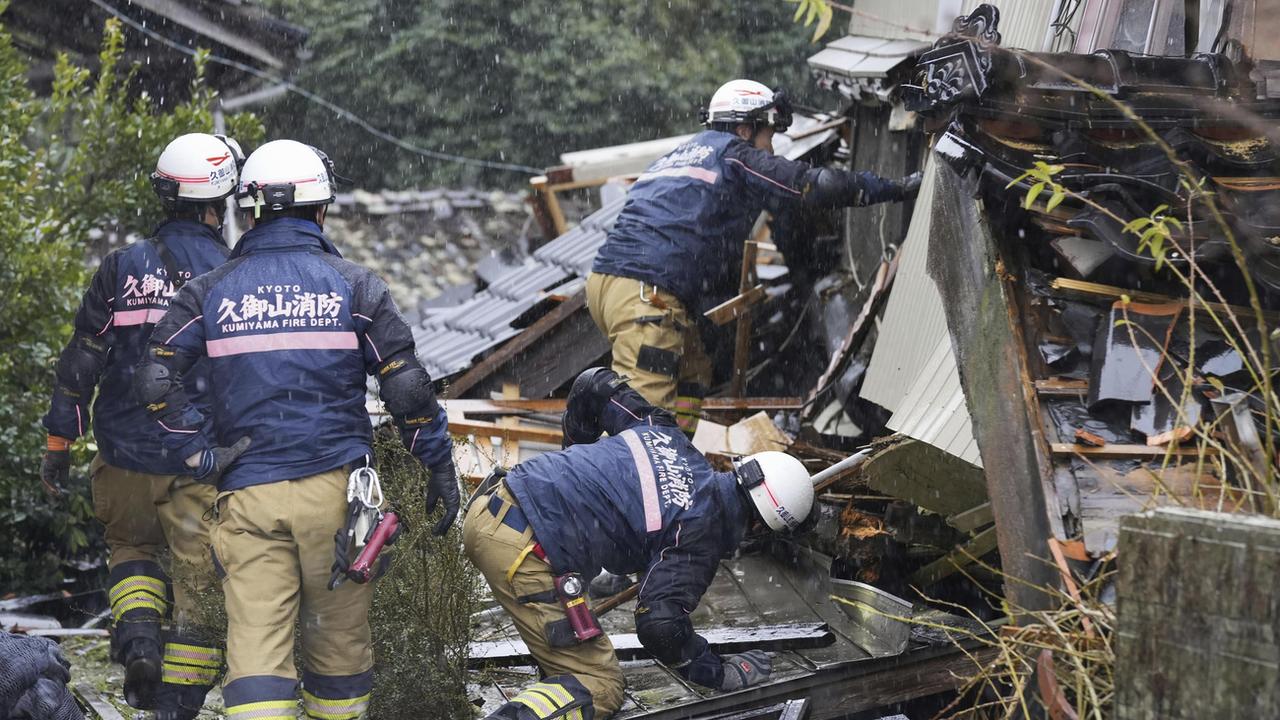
top-left (87, 0), bottom-right (543, 175)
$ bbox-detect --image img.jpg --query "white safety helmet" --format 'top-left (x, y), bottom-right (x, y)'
top-left (236, 139), bottom-right (337, 212)
top-left (735, 451), bottom-right (814, 533)
top-left (701, 79), bottom-right (793, 132)
top-left (151, 133), bottom-right (244, 205)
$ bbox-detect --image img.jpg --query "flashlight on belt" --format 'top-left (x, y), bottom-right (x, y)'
top-left (347, 511), bottom-right (401, 584)
top-left (554, 573), bottom-right (603, 643)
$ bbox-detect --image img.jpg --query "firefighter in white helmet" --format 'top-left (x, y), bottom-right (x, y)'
top-left (589, 79), bottom-right (922, 435)
top-left (40, 132), bottom-right (246, 718)
top-left (465, 368), bottom-right (815, 719)
top-left (135, 139), bottom-right (457, 719)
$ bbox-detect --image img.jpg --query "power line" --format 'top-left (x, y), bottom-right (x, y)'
top-left (87, 0), bottom-right (543, 175)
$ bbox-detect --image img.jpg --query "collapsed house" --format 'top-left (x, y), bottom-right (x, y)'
top-left (422, 1), bottom-right (1280, 717)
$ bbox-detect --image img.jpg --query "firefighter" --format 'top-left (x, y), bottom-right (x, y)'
top-left (589, 79), bottom-right (921, 434)
top-left (133, 139), bottom-right (458, 720)
top-left (39, 133), bottom-right (245, 717)
top-left (464, 367), bottom-right (815, 719)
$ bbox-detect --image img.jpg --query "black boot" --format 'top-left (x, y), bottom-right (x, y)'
top-left (122, 638), bottom-right (162, 710)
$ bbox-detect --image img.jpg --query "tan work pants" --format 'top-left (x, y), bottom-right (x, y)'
top-left (91, 455), bottom-right (217, 631)
top-left (463, 484), bottom-right (626, 716)
top-left (585, 272), bottom-right (712, 433)
top-left (212, 469), bottom-right (375, 693)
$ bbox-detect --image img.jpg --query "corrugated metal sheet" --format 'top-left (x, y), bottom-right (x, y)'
top-left (859, 1), bottom-right (1057, 465)
top-left (859, 159), bottom-right (982, 467)
top-left (860, 159), bottom-right (948, 413)
top-left (960, 0), bottom-right (1060, 51)
top-left (887, 332), bottom-right (982, 466)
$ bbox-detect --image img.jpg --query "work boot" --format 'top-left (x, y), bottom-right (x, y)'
top-left (154, 684), bottom-right (208, 720)
top-left (122, 638), bottom-right (162, 710)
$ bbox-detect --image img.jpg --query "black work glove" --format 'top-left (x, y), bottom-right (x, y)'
top-left (40, 438), bottom-right (70, 499)
top-left (719, 650), bottom-right (772, 691)
top-left (0, 632), bottom-right (83, 719)
top-left (900, 170), bottom-right (923, 199)
top-left (426, 459), bottom-right (459, 536)
top-left (561, 367), bottom-right (623, 448)
top-left (193, 436), bottom-right (252, 485)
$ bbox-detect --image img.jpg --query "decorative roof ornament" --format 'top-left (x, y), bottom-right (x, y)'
top-left (904, 4), bottom-right (1004, 114)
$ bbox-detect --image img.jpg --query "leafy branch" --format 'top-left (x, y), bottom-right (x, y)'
top-left (786, 0), bottom-right (834, 43)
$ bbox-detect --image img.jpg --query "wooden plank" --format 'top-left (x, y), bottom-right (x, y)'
top-left (929, 162), bottom-right (1059, 610)
top-left (73, 682), bottom-right (126, 720)
top-left (702, 397), bottom-right (805, 411)
top-left (1115, 509), bottom-right (1280, 719)
top-left (703, 285), bottom-right (767, 326)
top-left (907, 526), bottom-right (1000, 588)
top-left (1050, 442), bottom-right (1219, 458)
top-left (1035, 378), bottom-right (1089, 397)
top-left (1049, 276), bottom-right (1280, 322)
top-left (947, 502), bottom-right (994, 533)
top-left (730, 241), bottom-right (760, 397)
top-left (529, 176), bottom-right (568, 238)
top-left (469, 623), bottom-right (832, 667)
top-left (444, 292), bottom-right (585, 398)
top-left (449, 420), bottom-right (562, 445)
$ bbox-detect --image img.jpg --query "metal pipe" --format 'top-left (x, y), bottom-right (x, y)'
top-left (809, 448), bottom-right (872, 488)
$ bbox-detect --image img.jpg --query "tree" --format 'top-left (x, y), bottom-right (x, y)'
top-left (261, 0), bottom-right (821, 188)
top-left (0, 6), bottom-right (262, 591)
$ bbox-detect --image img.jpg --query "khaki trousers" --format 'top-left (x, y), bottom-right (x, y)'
top-left (212, 469), bottom-right (375, 697)
top-left (585, 272), bottom-right (712, 434)
top-left (463, 484), bottom-right (625, 716)
top-left (91, 455), bottom-right (217, 632)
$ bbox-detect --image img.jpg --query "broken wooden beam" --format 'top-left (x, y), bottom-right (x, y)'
top-left (443, 292), bottom-right (586, 399)
top-left (704, 285), bottom-right (767, 326)
top-left (1049, 442), bottom-right (1218, 458)
top-left (468, 622), bottom-right (832, 667)
top-left (1049, 277), bottom-right (1280, 323)
top-left (907, 526), bottom-right (1000, 588)
top-left (448, 420), bottom-right (563, 445)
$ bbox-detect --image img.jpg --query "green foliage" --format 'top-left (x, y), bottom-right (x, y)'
top-left (1007, 160), bottom-right (1067, 211)
top-left (1122, 204), bottom-right (1183, 271)
top-left (787, 0), bottom-right (834, 42)
top-left (260, 0), bottom-right (820, 188)
top-left (369, 430), bottom-right (480, 718)
top-left (0, 9), bottom-right (262, 592)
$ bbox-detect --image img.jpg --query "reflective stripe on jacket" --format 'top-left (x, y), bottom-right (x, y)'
top-left (43, 220), bottom-right (228, 473)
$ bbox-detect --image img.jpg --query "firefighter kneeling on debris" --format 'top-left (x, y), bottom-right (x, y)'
top-left (40, 133), bottom-right (245, 718)
top-left (464, 367), bottom-right (816, 719)
top-left (134, 139), bottom-right (459, 720)
top-left (589, 79), bottom-right (920, 434)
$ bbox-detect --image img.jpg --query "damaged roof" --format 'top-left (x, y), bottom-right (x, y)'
top-left (414, 197), bottom-right (625, 380)
top-left (903, 3), bottom-right (1280, 556)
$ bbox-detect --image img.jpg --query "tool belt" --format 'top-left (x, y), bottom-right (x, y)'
top-left (478, 469), bottom-right (604, 648)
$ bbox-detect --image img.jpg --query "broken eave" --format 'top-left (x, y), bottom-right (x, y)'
top-left (807, 34), bottom-right (929, 101)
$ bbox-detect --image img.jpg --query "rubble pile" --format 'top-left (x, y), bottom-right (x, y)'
top-left (910, 5), bottom-right (1280, 554)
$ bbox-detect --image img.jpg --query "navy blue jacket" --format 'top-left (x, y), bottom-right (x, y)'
top-left (43, 220), bottom-right (228, 474)
top-left (506, 403), bottom-right (746, 688)
top-left (593, 129), bottom-right (903, 314)
top-left (141, 218), bottom-right (452, 490)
